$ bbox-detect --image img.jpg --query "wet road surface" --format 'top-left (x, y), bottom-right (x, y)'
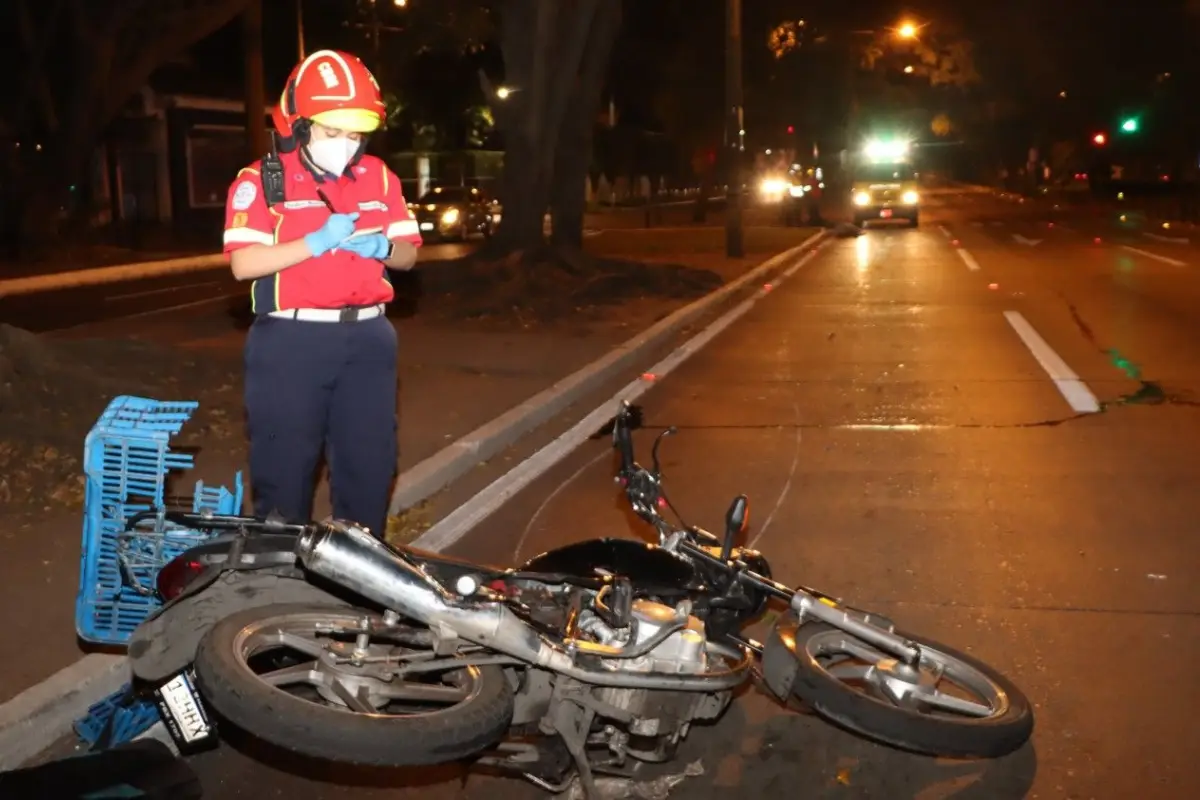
top-left (167, 188), bottom-right (1200, 798)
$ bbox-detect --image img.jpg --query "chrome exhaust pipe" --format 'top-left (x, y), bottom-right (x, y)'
top-left (296, 522), bottom-right (569, 669)
top-left (295, 523), bottom-right (752, 691)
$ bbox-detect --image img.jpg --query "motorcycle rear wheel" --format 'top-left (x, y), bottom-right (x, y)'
top-left (193, 603), bottom-right (515, 767)
top-left (788, 622), bottom-right (1033, 759)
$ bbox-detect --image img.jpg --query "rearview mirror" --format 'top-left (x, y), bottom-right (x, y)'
top-left (720, 495), bottom-right (750, 561)
top-left (725, 495), bottom-right (749, 538)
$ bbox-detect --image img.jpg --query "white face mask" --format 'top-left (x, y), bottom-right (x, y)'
top-left (306, 137), bottom-right (359, 176)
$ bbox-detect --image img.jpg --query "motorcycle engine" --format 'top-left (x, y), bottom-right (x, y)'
top-left (579, 599), bottom-right (730, 750)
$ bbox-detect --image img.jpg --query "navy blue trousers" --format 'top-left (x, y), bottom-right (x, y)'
top-left (244, 315), bottom-right (398, 538)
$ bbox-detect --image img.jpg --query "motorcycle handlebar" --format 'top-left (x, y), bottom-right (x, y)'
top-left (613, 401), bottom-right (637, 475)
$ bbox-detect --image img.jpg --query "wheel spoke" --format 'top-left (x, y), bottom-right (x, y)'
top-left (378, 682), bottom-right (470, 705)
top-left (259, 660), bottom-right (321, 687)
top-left (826, 663), bottom-right (872, 681)
top-left (921, 689), bottom-right (994, 718)
top-left (331, 679), bottom-right (377, 713)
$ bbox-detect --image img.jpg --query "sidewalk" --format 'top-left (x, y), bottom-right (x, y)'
top-left (0, 223), bottom-right (822, 709)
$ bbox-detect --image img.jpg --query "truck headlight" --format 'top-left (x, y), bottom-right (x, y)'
top-left (853, 192), bottom-right (870, 206)
top-left (902, 190), bottom-right (919, 205)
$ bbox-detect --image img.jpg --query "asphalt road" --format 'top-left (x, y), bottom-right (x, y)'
top-left (144, 188), bottom-right (1200, 798)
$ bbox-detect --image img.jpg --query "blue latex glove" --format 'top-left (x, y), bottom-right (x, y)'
top-left (304, 212), bottom-right (359, 257)
top-left (338, 232), bottom-right (391, 261)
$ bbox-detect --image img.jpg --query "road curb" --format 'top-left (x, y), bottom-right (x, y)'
top-left (387, 228), bottom-right (831, 514)
top-left (0, 229), bottom-right (830, 767)
top-left (0, 255), bottom-right (227, 298)
top-left (0, 655), bottom-right (127, 770)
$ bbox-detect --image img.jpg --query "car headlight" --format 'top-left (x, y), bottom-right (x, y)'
top-left (853, 192), bottom-right (870, 206)
top-left (760, 179), bottom-right (786, 195)
top-left (788, 185), bottom-right (804, 197)
top-left (441, 208), bottom-right (460, 225)
top-left (902, 190), bottom-right (919, 204)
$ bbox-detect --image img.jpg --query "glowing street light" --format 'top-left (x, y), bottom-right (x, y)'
top-left (496, 86), bottom-right (512, 100)
top-left (897, 21), bottom-right (917, 39)
top-left (904, 65), bottom-right (914, 74)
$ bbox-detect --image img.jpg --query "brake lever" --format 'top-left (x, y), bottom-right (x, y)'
top-left (649, 426), bottom-right (677, 475)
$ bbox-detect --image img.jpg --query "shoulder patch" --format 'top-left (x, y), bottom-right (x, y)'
top-left (231, 180), bottom-right (258, 210)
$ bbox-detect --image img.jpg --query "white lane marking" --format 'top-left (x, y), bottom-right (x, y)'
top-left (105, 280), bottom-right (221, 302)
top-left (956, 248), bottom-right (981, 271)
top-left (1121, 245), bottom-right (1186, 267)
top-left (412, 246), bottom-right (827, 552)
top-left (937, 225), bottom-right (952, 238)
top-left (1003, 310), bottom-right (1100, 413)
top-left (1143, 232), bottom-right (1189, 244)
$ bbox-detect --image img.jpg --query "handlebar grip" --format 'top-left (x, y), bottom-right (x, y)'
top-left (613, 409), bottom-right (636, 473)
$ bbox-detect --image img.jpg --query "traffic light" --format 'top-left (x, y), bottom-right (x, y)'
top-left (787, 125), bottom-right (795, 134)
top-left (1121, 117), bottom-right (1139, 133)
top-left (1092, 132), bottom-right (1107, 146)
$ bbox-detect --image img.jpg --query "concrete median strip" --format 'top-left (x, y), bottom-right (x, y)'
top-left (0, 254), bottom-right (228, 298)
top-left (0, 228), bottom-right (830, 768)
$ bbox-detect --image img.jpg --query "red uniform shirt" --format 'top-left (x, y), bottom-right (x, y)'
top-left (222, 149), bottom-right (422, 314)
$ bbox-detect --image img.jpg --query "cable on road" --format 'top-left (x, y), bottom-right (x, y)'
top-left (512, 450), bottom-right (609, 561)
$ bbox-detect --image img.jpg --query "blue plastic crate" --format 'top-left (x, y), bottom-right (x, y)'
top-left (73, 684), bottom-right (161, 748)
top-left (76, 396), bottom-right (244, 646)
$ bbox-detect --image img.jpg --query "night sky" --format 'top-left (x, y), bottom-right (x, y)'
top-left (187, 0), bottom-right (1198, 141)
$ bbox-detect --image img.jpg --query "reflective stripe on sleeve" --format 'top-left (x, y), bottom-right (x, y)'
top-left (386, 219), bottom-right (421, 239)
top-left (224, 227), bottom-right (275, 246)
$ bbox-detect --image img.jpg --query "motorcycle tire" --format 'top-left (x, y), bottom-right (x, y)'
top-left (789, 622), bottom-right (1033, 759)
top-left (193, 603), bottom-right (515, 767)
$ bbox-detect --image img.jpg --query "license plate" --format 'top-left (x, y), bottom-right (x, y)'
top-left (880, 209), bottom-right (893, 219)
top-left (420, 222), bottom-right (434, 231)
top-left (153, 671), bottom-right (217, 753)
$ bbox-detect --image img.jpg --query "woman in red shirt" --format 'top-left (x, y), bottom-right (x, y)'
top-left (221, 50), bottom-right (423, 539)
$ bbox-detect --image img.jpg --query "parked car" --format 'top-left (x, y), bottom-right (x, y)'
top-left (413, 185), bottom-right (498, 242)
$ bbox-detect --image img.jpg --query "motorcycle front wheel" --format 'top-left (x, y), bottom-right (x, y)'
top-left (193, 603), bottom-right (515, 767)
top-left (787, 621), bottom-right (1033, 759)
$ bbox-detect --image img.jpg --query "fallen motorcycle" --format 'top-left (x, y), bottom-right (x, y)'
top-left (125, 400), bottom-right (1033, 797)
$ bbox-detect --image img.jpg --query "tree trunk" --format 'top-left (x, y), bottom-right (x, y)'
top-left (548, 1), bottom-right (621, 250)
top-left (492, 0), bottom-right (613, 255)
top-left (242, 0), bottom-right (268, 160)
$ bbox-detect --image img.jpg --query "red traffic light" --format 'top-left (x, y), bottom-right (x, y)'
top-left (787, 125), bottom-right (795, 134)
top-left (1092, 132), bottom-right (1107, 145)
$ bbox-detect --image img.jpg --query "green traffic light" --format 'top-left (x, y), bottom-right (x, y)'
top-left (1121, 118), bottom-right (1139, 133)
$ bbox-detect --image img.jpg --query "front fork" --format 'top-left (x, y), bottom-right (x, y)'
top-left (789, 592), bottom-right (920, 665)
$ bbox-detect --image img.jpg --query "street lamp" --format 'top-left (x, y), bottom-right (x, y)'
top-left (496, 86), bottom-right (512, 100)
top-left (897, 21), bottom-right (917, 39)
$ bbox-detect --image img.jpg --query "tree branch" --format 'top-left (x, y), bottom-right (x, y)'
top-left (101, 0), bottom-right (252, 124)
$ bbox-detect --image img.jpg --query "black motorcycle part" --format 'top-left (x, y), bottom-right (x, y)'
top-left (781, 616), bottom-right (1035, 759)
top-left (519, 538), bottom-right (698, 594)
top-left (193, 603), bottom-right (515, 767)
top-left (128, 570), bottom-right (348, 683)
top-left (0, 739), bottom-right (201, 799)
top-left (760, 611), bottom-right (803, 701)
top-left (697, 549), bottom-right (775, 639)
